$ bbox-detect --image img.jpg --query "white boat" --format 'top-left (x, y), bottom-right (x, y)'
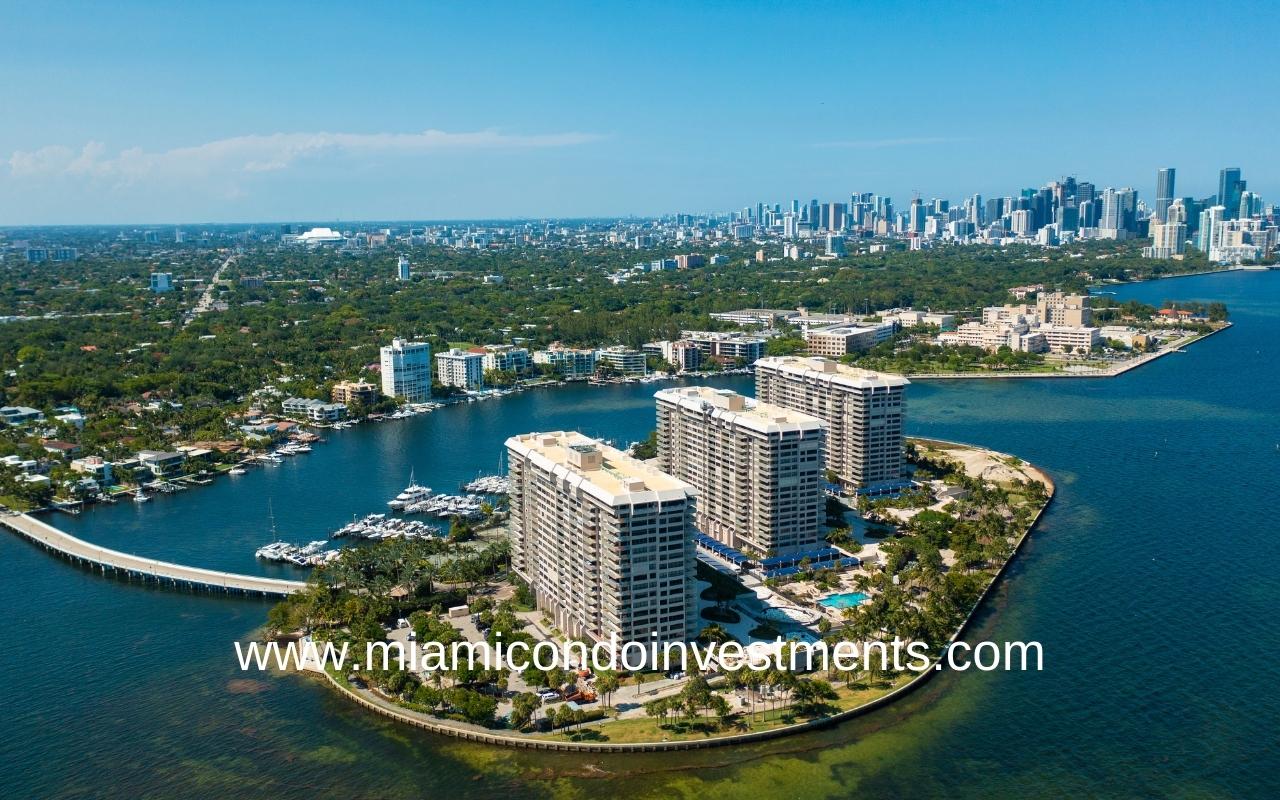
top-left (229, 467), bottom-right (247, 475)
top-left (133, 491), bottom-right (150, 504)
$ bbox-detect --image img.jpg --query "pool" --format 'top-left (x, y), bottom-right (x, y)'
top-left (818, 592), bottom-right (868, 609)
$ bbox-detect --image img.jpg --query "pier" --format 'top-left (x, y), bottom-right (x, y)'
top-left (1, 511), bottom-right (306, 597)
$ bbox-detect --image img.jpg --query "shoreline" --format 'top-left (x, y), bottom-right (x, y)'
top-left (905, 322), bottom-right (1231, 381)
top-left (308, 439), bottom-right (1055, 752)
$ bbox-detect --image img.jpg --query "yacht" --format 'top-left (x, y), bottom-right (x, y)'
top-left (133, 490), bottom-right (150, 504)
top-left (228, 467), bottom-right (247, 475)
top-left (387, 469), bottom-right (432, 508)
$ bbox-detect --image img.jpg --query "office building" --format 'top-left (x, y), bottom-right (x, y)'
top-left (396, 255), bottom-right (411, 281)
top-left (1155, 168), bottom-right (1176, 222)
top-left (655, 387), bottom-right (826, 554)
top-left (379, 338), bottom-right (432, 402)
top-left (1218, 168), bottom-right (1244, 220)
top-left (506, 431), bottom-right (698, 649)
top-left (754, 356), bottom-right (909, 490)
top-left (804, 323), bottom-right (894, 357)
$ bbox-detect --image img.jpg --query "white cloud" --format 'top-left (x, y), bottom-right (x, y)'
top-left (5, 128), bottom-right (605, 183)
top-left (812, 136), bottom-right (965, 149)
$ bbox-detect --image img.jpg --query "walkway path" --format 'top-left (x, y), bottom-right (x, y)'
top-left (1, 511), bottom-right (305, 597)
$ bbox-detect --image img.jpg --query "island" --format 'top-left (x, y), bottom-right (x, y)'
top-left (263, 436), bottom-right (1053, 750)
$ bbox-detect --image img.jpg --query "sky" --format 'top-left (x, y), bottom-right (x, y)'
top-left (2, 0), bottom-right (1278, 225)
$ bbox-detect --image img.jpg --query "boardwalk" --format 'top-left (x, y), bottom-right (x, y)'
top-left (1, 511), bottom-right (306, 597)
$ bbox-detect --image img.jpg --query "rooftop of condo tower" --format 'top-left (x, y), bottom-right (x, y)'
top-left (654, 385), bottom-right (827, 434)
top-left (505, 430), bottom-right (696, 506)
top-left (754, 355), bottom-right (911, 389)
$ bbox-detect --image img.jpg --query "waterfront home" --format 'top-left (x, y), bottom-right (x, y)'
top-left (137, 450), bottom-right (187, 478)
top-left (71, 456), bottom-right (114, 485)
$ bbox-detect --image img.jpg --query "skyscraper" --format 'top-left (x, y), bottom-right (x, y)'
top-left (396, 255), bottom-right (411, 281)
top-left (506, 431), bottom-right (698, 649)
top-left (655, 386), bottom-right (826, 555)
top-left (754, 356), bottom-right (909, 490)
top-left (1155, 168), bottom-right (1176, 222)
top-left (1218, 168), bottom-right (1244, 220)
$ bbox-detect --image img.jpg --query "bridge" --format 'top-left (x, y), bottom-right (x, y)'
top-left (2, 511), bottom-right (307, 597)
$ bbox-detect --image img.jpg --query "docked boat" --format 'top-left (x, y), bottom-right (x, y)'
top-left (465, 475), bottom-right (510, 495)
top-left (132, 491), bottom-right (150, 504)
top-left (229, 467), bottom-right (247, 475)
top-left (387, 470), bottom-right (432, 509)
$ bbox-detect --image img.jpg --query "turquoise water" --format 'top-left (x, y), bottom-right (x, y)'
top-left (2, 270), bottom-right (1278, 798)
top-left (818, 592), bottom-right (869, 609)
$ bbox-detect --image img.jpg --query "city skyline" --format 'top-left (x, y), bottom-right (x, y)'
top-left (2, 1), bottom-right (1278, 224)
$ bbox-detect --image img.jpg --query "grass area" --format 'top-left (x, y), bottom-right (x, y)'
top-left (542, 676), bottom-right (913, 743)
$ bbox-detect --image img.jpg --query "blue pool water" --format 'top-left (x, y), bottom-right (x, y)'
top-left (819, 592), bottom-right (869, 608)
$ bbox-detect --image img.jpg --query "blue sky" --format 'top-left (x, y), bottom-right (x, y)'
top-left (3, 0), bottom-right (1277, 224)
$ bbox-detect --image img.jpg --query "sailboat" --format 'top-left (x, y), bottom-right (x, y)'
top-left (255, 500), bottom-right (289, 559)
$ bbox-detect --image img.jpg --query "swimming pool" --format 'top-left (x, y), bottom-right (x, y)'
top-left (818, 592), bottom-right (868, 609)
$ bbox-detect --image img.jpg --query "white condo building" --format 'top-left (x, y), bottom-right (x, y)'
top-left (655, 387), bottom-right (826, 555)
top-left (754, 356), bottom-right (909, 490)
top-left (379, 338), bottom-right (432, 402)
top-left (506, 431), bottom-right (698, 649)
top-left (436, 348), bottom-right (484, 390)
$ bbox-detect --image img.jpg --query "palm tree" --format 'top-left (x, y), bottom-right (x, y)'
top-left (595, 670), bottom-right (620, 710)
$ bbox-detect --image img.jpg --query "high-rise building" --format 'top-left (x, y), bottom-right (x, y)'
top-left (436, 348), bottom-right (485, 390)
top-left (1218, 168), bottom-right (1244, 220)
top-left (1155, 168), bottom-right (1176, 222)
top-left (754, 356), bottom-right (909, 490)
top-left (396, 255), bottom-right (411, 281)
top-left (1143, 218), bottom-right (1187, 259)
top-left (908, 198), bottom-right (926, 233)
top-left (655, 387), bottom-right (826, 555)
top-left (1197, 205), bottom-right (1227, 253)
top-left (1099, 187), bottom-right (1138, 239)
top-left (379, 338), bottom-right (432, 402)
top-left (506, 431), bottom-right (698, 649)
